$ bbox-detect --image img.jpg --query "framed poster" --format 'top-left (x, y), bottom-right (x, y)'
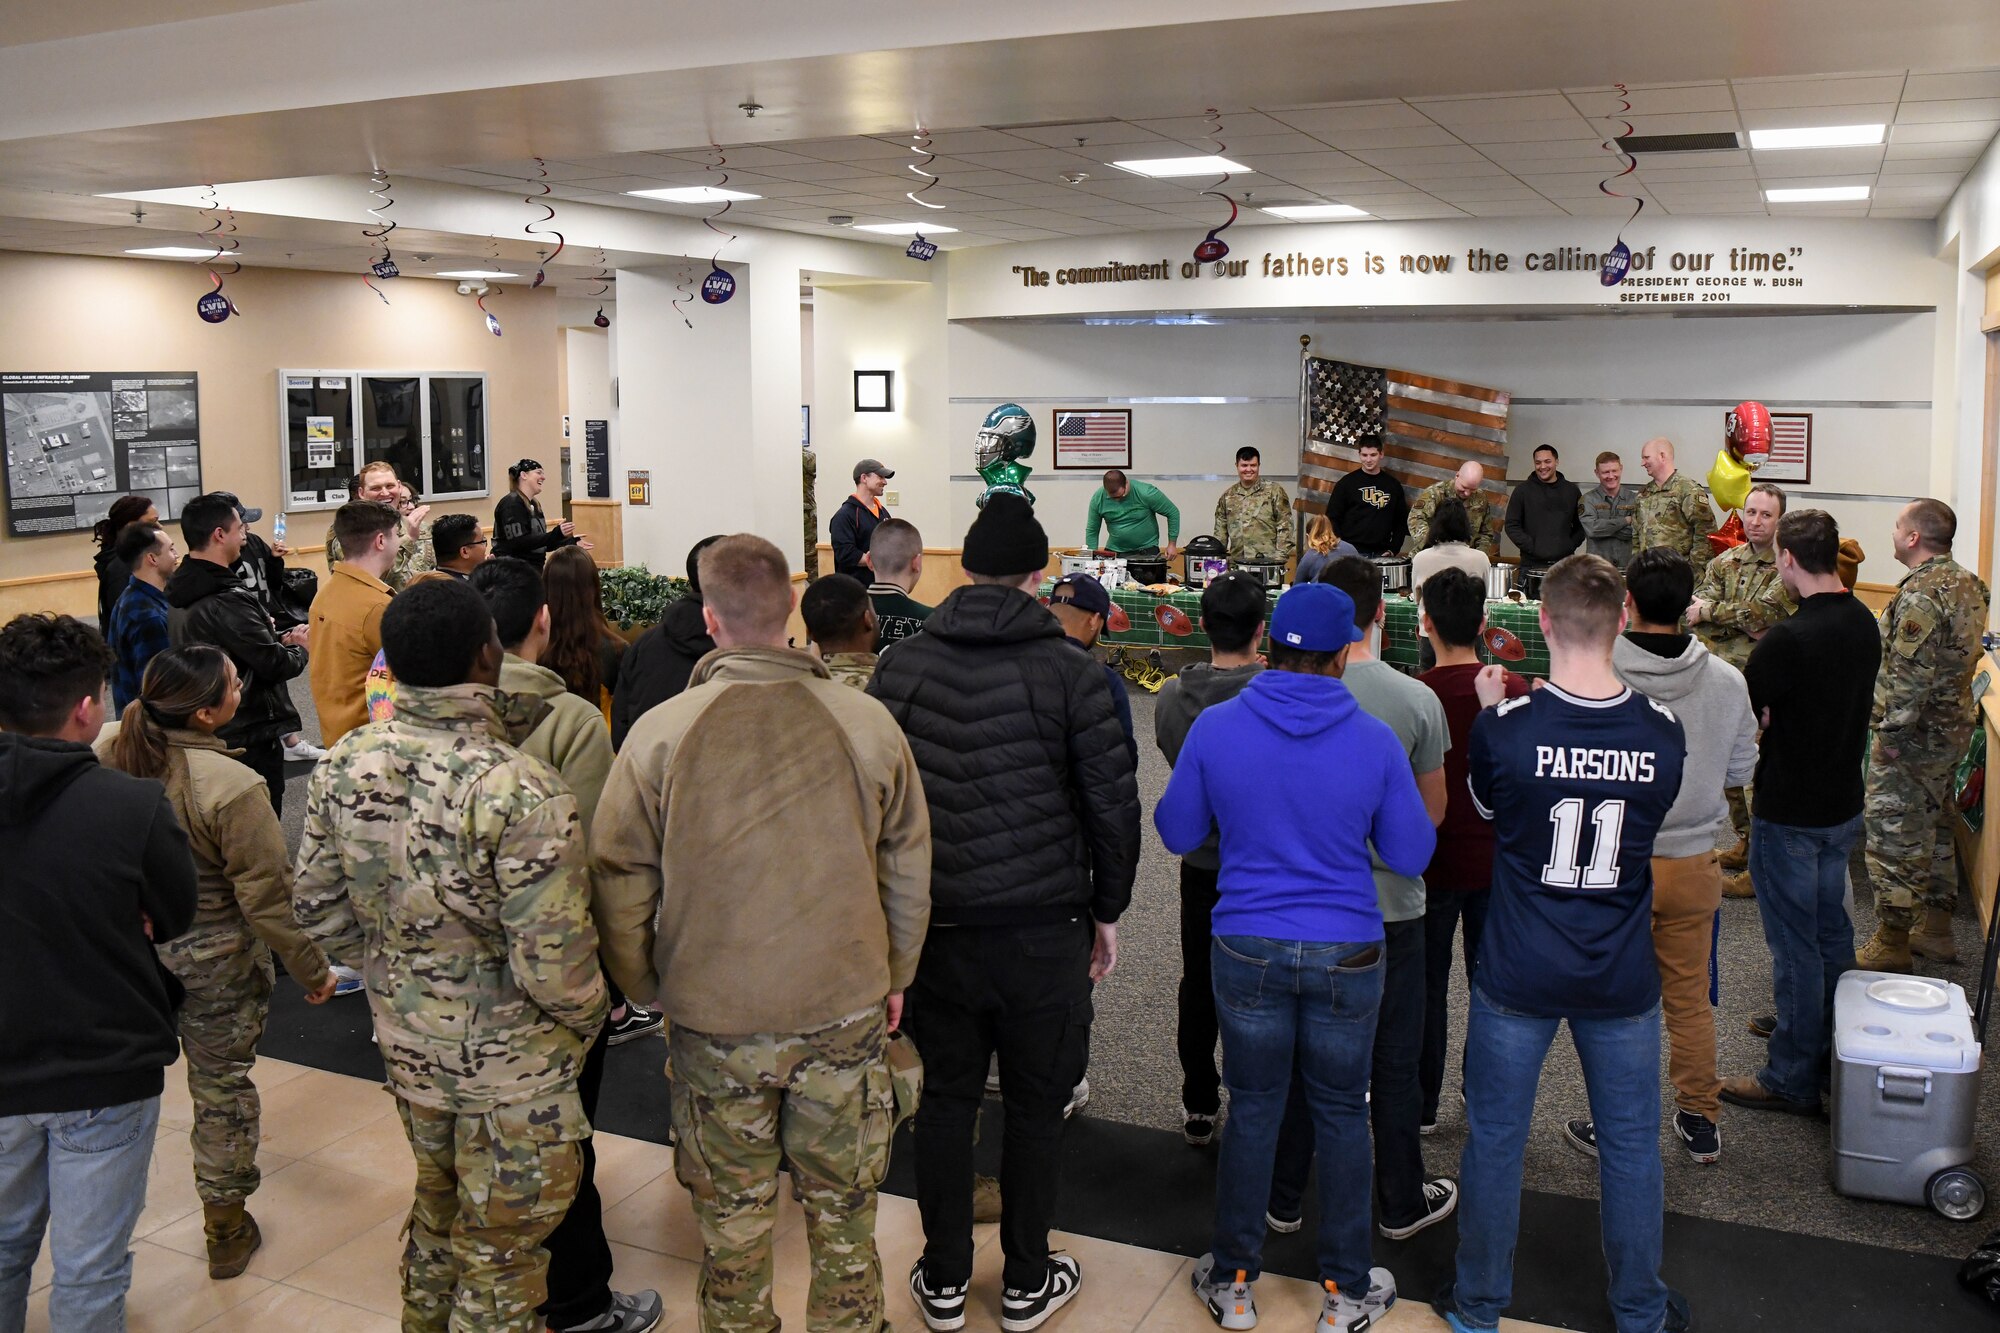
top-left (1052, 408), bottom-right (1133, 470)
top-left (1750, 410), bottom-right (1812, 484)
top-left (3, 372), bottom-right (201, 536)
top-left (583, 420), bottom-right (610, 499)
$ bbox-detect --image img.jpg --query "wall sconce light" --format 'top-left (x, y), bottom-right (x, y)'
top-left (854, 370), bottom-right (894, 413)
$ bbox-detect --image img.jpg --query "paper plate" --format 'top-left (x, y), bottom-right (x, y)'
top-left (1106, 604), bottom-right (1131, 633)
top-left (1482, 626), bottom-right (1527, 661)
top-left (1156, 604), bottom-right (1195, 637)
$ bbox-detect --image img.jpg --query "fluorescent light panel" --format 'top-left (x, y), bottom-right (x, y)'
top-left (625, 186), bottom-right (762, 203)
top-left (852, 223), bottom-right (958, 235)
top-left (1261, 204), bottom-right (1369, 220)
top-left (436, 269), bottom-right (519, 278)
top-left (1748, 124), bottom-right (1886, 150)
top-left (1110, 155), bottom-right (1250, 178)
top-left (1763, 186), bottom-right (1870, 202)
top-left (125, 246), bottom-right (237, 258)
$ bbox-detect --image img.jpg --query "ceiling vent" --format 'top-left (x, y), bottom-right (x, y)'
top-left (1615, 132), bottom-right (1742, 154)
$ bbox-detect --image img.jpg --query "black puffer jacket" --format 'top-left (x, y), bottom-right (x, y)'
top-left (610, 596), bottom-right (714, 750)
top-left (165, 558), bottom-right (308, 747)
top-left (868, 583), bottom-right (1139, 927)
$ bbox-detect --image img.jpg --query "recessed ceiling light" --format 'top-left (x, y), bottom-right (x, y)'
top-left (852, 223), bottom-right (959, 235)
top-left (1260, 204), bottom-right (1369, 220)
top-left (125, 246), bottom-right (237, 258)
top-left (1110, 155), bottom-right (1251, 178)
top-left (625, 186), bottom-right (763, 203)
top-left (1763, 186), bottom-right (1870, 203)
top-left (1748, 124), bottom-right (1886, 151)
top-left (436, 269), bottom-right (519, 279)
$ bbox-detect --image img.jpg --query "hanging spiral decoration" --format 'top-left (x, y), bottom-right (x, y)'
top-left (194, 185), bottom-right (242, 323)
top-left (672, 260), bottom-right (695, 328)
top-left (361, 168), bottom-right (398, 304)
top-left (525, 158), bottom-right (566, 288)
top-left (590, 248), bottom-right (612, 327)
top-left (1194, 108), bottom-right (1238, 264)
top-left (1596, 85), bottom-right (1645, 286)
top-left (905, 127), bottom-right (946, 210)
top-left (700, 144), bottom-right (739, 303)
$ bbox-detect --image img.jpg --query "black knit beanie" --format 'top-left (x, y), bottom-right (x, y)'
top-left (961, 493), bottom-right (1049, 576)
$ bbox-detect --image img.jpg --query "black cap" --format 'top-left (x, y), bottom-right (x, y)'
top-left (961, 493), bottom-right (1049, 577)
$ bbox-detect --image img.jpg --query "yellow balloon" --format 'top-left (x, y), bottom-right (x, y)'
top-left (1708, 448), bottom-right (1751, 512)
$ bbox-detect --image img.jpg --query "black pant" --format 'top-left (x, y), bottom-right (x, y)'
top-left (1177, 861), bottom-right (1222, 1117)
top-left (1419, 890), bottom-right (1491, 1121)
top-left (539, 1019), bottom-right (614, 1327)
top-left (908, 920), bottom-right (1093, 1291)
top-left (1269, 917), bottom-right (1426, 1227)
top-left (240, 737), bottom-right (285, 816)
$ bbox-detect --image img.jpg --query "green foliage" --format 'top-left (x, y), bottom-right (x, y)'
top-left (598, 564), bottom-right (690, 630)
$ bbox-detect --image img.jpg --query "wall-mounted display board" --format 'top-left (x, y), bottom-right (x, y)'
top-left (281, 370), bottom-right (487, 509)
top-left (584, 420), bottom-right (610, 499)
top-left (2, 372), bottom-right (201, 536)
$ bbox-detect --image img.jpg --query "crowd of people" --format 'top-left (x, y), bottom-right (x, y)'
top-left (0, 437), bottom-right (1990, 1333)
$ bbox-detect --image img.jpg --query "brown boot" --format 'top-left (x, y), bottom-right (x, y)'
top-left (1718, 836), bottom-right (1749, 873)
top-left (1912, 907), bottom-right (1958, 963)
top-left (202, 1203), bottom-right (261, 1280)
top-left (972, 1173), bottom-right (1003, 1224)
top-left (1722, 869), bottom-right (1755, 899)
top-left (1856, 925), bottom-right (1914, 974)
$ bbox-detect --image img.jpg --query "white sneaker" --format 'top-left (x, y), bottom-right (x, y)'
top-left (330, 965), bottom-right (364, 997)
top-left (1062, 1077), bottom-right (1090, 1119)
top-left (1318, 1269), bottom-right (1396, 1332)
top-left (283, 738), bottom-right (328, 762)
top-left (1192, 1254), bottom-right (1258, 1329)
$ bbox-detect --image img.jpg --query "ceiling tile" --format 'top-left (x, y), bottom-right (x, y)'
top-left (1880, 151), bottom-right (1977, 172)
top-left (1888, 119), bottom-right (2000, 144)
top-left (1410, 94), bottom-right (1579, 124)
top-left (1265, 104), bottom-right (1439, 136)
top-left (1456, 119), bottom-right (1605, 146)
top-left (1128, 112), bottom-right (1295, 139)
top-left (1348, 145), bottom-right (1490, 167)
top-left (1191, 132), bottom-right (1336, 157)
top-left (1752, 172), bottom-right (1879, 189)
top-left (1625, 148), bottom-right (1751, 170)
top-left (1631, 163), bottom-right (1755, 181)
top-left (1739, 104), bottom-right (1896, 131)
top-left (1385, 159), bottom-right (1514, 181)
top-left (965, 148), bottom-right (1118, 172)
top-left (1897, 99), bottom-right (2000, 123)
top-left (1732, 75), bottom-right (1906, 108)
top-left (1621, 112), bottom-right (1744, 136)
top-left (1564, 84), bottom-right (1735, 116)
top-left (1868, 172), bottom-right (1968, 191)
top-left (757, 161), bottom-right (884, 182)
top-left (1364, 203), bottom-right (1469, 219)
top-left (899, 129), bottom-right (1038, 155)
top-left (1294, 125), bottom-right (1456, 151)
top-left (1231, 150), bottom-right (1373, 174)
top-left (1884, 141), bottom-right (1984, 164)
top-left (785, 137), bottom-right (920, 162)
top-left (694, 145), bottom-right (831, 169)
top-left (1457, 200), bottom-right (1567, 216)
top-left (1764, 203), bottom-right (1871, 216)
top-left (1001, 121), bottom-right (1172, 149)
top-left (1870, 205), bottom-right (1945, 217)
top-left (1479, 141), bottom-right (1622, 165)
top-left (1748, 146), bottom-right (1885, 176)
top-left (1903, 71), bottom-right (2000, 101)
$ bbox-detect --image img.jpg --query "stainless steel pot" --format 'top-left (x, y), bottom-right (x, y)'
top-left (1372, 556), bottom-right (1412, 595)
top-left (1485, 565), bottom-right (1514, 600)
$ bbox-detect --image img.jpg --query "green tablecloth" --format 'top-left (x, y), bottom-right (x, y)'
top-left (1051, 580), bottom-right (1551, 678)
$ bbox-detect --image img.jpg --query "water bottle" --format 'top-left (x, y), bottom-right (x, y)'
top-left (273, 512), bottom-right (287, 542)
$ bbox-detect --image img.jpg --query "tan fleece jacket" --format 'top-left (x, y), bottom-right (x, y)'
top-left (499, 654), bottom-right (614, 840)
top-left (591, 645), bottom-right (931, 1035)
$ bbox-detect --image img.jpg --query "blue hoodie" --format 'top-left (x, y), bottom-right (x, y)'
top-left (1155, 668), bottom-right (1436, 942)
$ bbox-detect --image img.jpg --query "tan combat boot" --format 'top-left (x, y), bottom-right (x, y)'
top-left (202, 1202), bottom-right (262, 1279)
top-left (1856, 925), bottom-right (1914, 974)
top-left (1718, 836), bottom-right (1749, 873)
top-left (1912, 907), bottom-right (1958, 963)
top-left (1722, 869), bottom-right (1755, 899)
top-left (972, 1173), bottom-right (1003, 1224)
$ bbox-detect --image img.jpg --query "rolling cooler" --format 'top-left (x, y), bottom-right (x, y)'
top-left (1831, 971), bottom-right (1985, 1219)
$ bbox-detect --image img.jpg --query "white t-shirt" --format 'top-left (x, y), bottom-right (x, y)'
top-left (1412, 542), bottom-right (1491, 600)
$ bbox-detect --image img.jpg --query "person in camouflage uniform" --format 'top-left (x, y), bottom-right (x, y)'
top-left (294, 577), bottom-right (608, 1333)
top-left (804, 445), bottom-right (820, 579)
top-left (1406, 462), bottom-right (1499, 557)
top-left (1688, 484), bottom-right (1797, 887)
top-left (1858, 499), bottom-right (1992, 972)
top-left (95, 644), bottom-right (337, 1279)
top-left (803, 572), bottom-right (881, 691)
top-left (1634, 438), bottom-right (1717, 575)
top-left (1214, 446), bottom-right (1296, 564)
top-left (326, 464), bottom-right (436, 589)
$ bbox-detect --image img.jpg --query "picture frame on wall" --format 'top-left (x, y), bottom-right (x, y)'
top-left (1745, 409), bottom-right (1812, 485)
top-left (1051, 408), bottom-right (1133, 470)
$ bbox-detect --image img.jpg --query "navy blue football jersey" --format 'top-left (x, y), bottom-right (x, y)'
top-left (1467, 683), bottom-right (1687, 1018)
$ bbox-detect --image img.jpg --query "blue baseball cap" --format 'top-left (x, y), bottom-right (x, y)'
top-left (1049, 571), bottom-right (1112, 617)
top-left (1269, 582), bottom-right (1364, 651)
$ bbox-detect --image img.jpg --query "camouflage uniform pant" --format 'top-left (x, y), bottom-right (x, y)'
top-left (395, 1091), bottom-right (587, 1333)
top-left (1864, 737), bottom-right (1966, 931)
top-left (670, 1006), bottom-right (896, 1333)
top-left (1726, 785), bottom-right (1750, 841)
top-left (160, 934), bottom-right (275, 1207)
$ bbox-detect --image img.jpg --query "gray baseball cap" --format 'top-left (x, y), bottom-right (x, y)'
top-left (853, 458), bottom-right (895, 482)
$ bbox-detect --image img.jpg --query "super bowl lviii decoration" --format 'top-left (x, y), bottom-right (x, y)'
top-left (975, 402), bottom-right (1037, 508)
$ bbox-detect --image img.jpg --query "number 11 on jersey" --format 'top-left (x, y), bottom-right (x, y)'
top-left (1542, 798), bottom-right (1627, 889)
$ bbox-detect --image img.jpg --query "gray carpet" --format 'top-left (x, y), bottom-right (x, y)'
top-left (270, 678), bottom-right (2000, 1260)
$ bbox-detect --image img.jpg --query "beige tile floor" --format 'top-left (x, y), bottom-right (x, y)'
top-left (24, 1057), bottom-right (1560, 1332)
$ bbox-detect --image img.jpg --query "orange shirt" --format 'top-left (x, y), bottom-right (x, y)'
top-left (308, 562), bottom-right (393, 747)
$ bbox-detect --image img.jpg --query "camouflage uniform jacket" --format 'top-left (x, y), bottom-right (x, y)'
top-left (1694, 542), bottom-right (1795, 670)
top-left (1407, 480), bottom-right (1499, 557)
top-left (1214, 480), bottom-right (1296, 563)
top-left (326, 518), bottom-right (436, 591)
top-left (95, 728), bottom-right (330, 991)
top-left (294, 683), bottom-right (609, 1113)
top-left (1634, 472), bottom-right (1716, 573)
top-left (1579, 484), bottom-right (1640, 567)
top-left (823, 652), bottom-right (878, 690)
top-left (1871, 554), bottom-right (1991, 751)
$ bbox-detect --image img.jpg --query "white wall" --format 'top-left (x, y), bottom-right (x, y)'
top-left (1937, 131), bottom-right (2000, 609)
top-left (947, 312), bottom-right (1936, 584)
top-left (562, 325), bottom-right (614, 505)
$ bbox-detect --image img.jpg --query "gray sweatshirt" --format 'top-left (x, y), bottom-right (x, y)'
top-left (1155, 661), bottom-right (1264, 869)
top-left (1612, 633), bottom-right (1758, 859)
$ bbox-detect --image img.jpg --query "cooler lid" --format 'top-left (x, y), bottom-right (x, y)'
top-left (1833, 972), bottom-right (1981, 1072)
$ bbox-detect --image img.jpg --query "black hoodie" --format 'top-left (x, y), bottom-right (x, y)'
top-left (611, 596), bottom-right (716, 750)
top-left (1504, 469), bottom-right (1586, 566)
top-left (867, 582), bottom-right (1140, 926)
top-left (0, 733), bottom-right (197, 1116)
top-left (166, 556), bottom-right (308, 746)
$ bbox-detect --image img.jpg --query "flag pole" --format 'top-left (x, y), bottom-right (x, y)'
top-left (1297, 333), bottom-right (1312, 560)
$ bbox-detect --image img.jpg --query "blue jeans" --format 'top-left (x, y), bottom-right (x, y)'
top-left (1455, 987), bottom-right (1665, 1333)
top-left (0, 1096), bottom-right (161, 1333)
top-left (1210, 934), bottom-right (1383, 1292)
top-left (1750, 814), bottom-right (1861, 1103)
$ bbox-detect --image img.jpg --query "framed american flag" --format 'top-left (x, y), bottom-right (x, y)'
top-left (1052, 409), bottom-right (1133, 470)
top-left (1749, 410), bottom-right (1812, 485)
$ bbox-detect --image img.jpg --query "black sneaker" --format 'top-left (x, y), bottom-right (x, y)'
top-left (1748, 1013), bottom-right (1775, 1040)
top-left (607, 1003), bottom-right (665, 1045)
top-left (910, 1259), bottom-right (969, 1332)
top-left (1419, 1111), bottom-right (1439, 1136)
top-left (1674, 1110), bottom-right (1721, 1165)
top-left (1379, 1178), bottom-right (1458, 1240)
top-left (1184, 1110), bottom-right (1217, 1147)
top-left (1562, 1117), bottom-right (1598, 1158)
top-left (1665, 1287), bottom-right (1694, 1332)
top-left (1001, 1254), bottom-right (1081, 1332)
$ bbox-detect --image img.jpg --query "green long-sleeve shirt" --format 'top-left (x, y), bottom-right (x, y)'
top-left (1084, 481), bottom-right (1180, 553)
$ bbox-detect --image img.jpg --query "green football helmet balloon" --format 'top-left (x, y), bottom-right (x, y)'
top-left (976, 402), bottom-right (1037, 508)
